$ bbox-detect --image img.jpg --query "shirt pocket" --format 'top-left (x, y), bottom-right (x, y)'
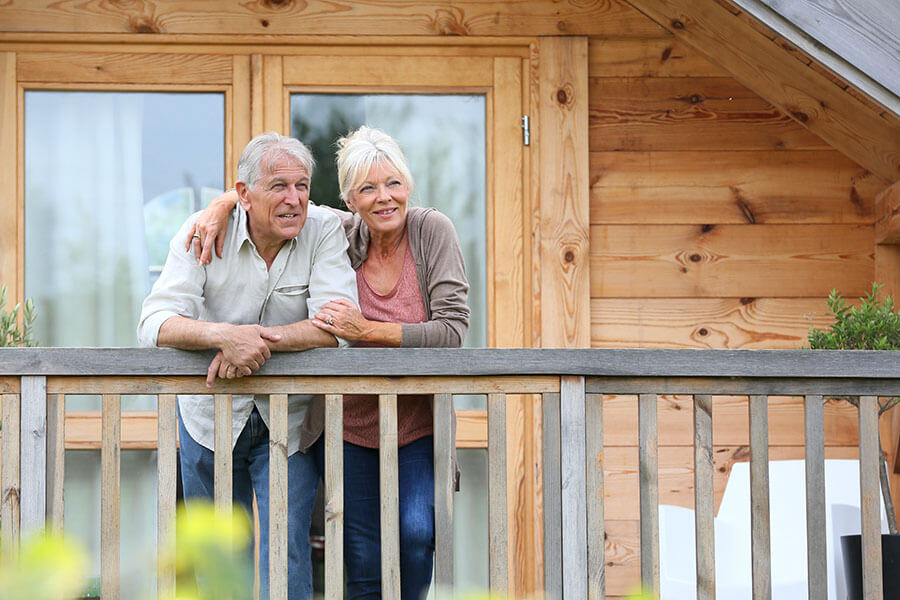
top-left (264, 284), bottom-right (310, 324)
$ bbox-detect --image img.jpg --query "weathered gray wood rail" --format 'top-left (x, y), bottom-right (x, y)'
top-left (1, 347), bottom-right (899, 600)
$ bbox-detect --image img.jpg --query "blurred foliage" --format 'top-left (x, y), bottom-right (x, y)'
top-left (292, 107), bottom-right (356, 212)
top-left (0, 532), bottom-right (88, 600)
top-left (165, 501), bottom-right (253, 600)
top-left (0, 284), bottom-right (38, 347)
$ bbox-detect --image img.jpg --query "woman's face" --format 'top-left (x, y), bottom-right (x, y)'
top-left (347, 160), bottom-right (409, 237)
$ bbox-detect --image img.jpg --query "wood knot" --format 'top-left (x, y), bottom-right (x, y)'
top-left (700, 224), bottom-right (715, 233)
top-left (689, 253), bottom-right (702, 262)
top-left (564, 250), bottom-right (575, 263)
top-left (740, 297), bottom-right (755, 305)
top-left (689, 94), bottom-right (703, 104)
top-left (671, 19), bottom-right (685, 29)
top-left (555, 84), bottom-right (575, 108)
top-left (264, 0), bottom-right (293, 7)
top-left (661, 46), bottom-right (673, 62)
top-left (430, 8), bottom-right (470, 35)
top-left (790, 110), bottom-right (809, 123)
top-left (260, 19), bottom-right (270, 27)
top-left (557, 89), bottom-right (568, 104)
top-left (130, 17), bottom-right (162, 33)
top-left (697, 328), bottom-right (708, 336)
top-left (557, 20), bottom-right (568, 32)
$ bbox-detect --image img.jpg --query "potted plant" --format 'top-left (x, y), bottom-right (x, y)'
top-left (0, 284), bottom-right (37, 348)
top-left (807, 282), bottom-right (900, 598)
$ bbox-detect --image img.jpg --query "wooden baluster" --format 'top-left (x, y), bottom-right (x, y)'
top-left (101, 393), bottom-right (121, 600)
top-left (562, 376), bottom-right (587, 600)
top-left (214, 394), bottom-right (233, 514)
top-left (488, 392), bottom-right (508, 593)
top-left (542, 392), bottom-right (562, 599)
top-left (379, 393), bottom-right (401, 598)
top-left (433, 393), bottom-right (454, 590)
top-left (157, 394), bottom-right (177, 600)
top-left (324, 394), bottom-right (344, 600)
top-left (1, 392), bottom-right (21, 556)
top-left (586, 392), bottom-right (606, 600)
top-left (46, 393), bottom-right (65, 533)
top-left (858, 395), bottom-right (883, 600)
top-left (639, 393), bottom-right (660, 595)
top-left (20, 376), bottom-right (47, 538)
top-left (805, 395), bottom-right (827, 600)
top-left (268, 394), bottom-right (289, 600)
top-left (749, 394), bottom-right (771, 600)
top-left (694, 395), bottom-right (715, 600)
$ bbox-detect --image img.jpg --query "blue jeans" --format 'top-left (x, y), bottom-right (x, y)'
top-left (178, 406), bottom-right (318, 600)
top-left (313, 435), bottom-right (435, 600)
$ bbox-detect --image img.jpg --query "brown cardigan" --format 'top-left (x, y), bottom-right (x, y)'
top-left (299, 206), bottom-right (470, 486)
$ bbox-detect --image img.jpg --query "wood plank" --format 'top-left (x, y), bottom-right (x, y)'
top-left (378, 394), bottom-right (400, 598)
top-left (1, 393), bottom-right (20, 556)
top-left (17, 52), bottom-right (231, 83)
top-left (586, 393), bottom-right (606, 600)
top-left (590, 150), bottom-right (884, 225)
top-left (65, 410), bottom-right (160, 449)
top-left (622, 0), bottom-right (900, 181)
top-left (432, 394), bottom-right (454, 589)
top-left (693, 395), bottom-right (715, 600)
top-left (101, 393), bottom-right (121, 600)
top-left (157, 394), bottom-right (177, 600)
top-left (561, 377), bottom-right (588, 599)
top-left (858, 396), bottom-right (883, 599)
top-left (590, 76), bottom-right (827, 151)
top-left (323, 394), bottom-right (343, 600)
top-left (749, 395), bottom-right (771, 600)
top-left (262, 55), bottom-right (283, 133)
top-left (0, 52), bottom-right (15, 299)
top-left (875, 181), bottom-right (900, 244)
top-left (20, 376), bottom-right (46, 537)
top-left (591, 297), bottom-right (836, 350)
top-left (749, 0), bottom-right (900, 99)
top-left (541, 393), bottom-right (562, 599)
top-left (804, 395), bottom-right (827, 600)
top-left (268, 394), bottom-right (289, 600)
top-left (488, 392), bottom-right (508, 592)
top-left (591, 224), bottom-right (874, 298)
top-left (0, 1), bottom-right (662, 36)
top-left (601, 394), bottom-right (861, 448)
top-left (283, 55), bottom-right (493, 88)
top-left (589, 36), bottom-right (727, 77)
top-left (538, 36), bottom-right (591, 348)
top-left (638, 393), bottom-right (660, 594)
top-left (214, 394), bottom-right (232, 513)
top-left (230, 54), bottom-right (252, 187)
top-left (46, 393), bottom-right (64, 532)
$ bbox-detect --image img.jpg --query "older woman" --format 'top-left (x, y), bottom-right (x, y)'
top-left (189, 126), bottom-right (469, 599)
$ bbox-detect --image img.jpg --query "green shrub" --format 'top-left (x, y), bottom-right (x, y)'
top-left (0, 284), bottom-right (37, 347)
top-left (808, 283), bottom-right (900, 351)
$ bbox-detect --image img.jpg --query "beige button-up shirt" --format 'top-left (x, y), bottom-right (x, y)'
top-left (137, 204), bottom-right (358, 455)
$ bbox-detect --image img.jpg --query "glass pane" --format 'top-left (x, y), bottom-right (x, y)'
top-left (291, 94), bottom-right (490, 595)
top-left (290, 94), bottom-right (487, 350)
top-left (24, 91), bottom-right (224, 599)
top-left (25, 91), bottom-right (225, 348)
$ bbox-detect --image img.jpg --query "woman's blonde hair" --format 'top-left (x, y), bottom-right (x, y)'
top-left (336, 126), bottom-right (414, 207)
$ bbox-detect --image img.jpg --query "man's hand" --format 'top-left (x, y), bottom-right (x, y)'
top-left (205, 323), bottom-right (282, 386)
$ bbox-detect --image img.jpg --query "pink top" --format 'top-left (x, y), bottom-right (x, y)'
top-left (343, 246), bottom-right (433, 448)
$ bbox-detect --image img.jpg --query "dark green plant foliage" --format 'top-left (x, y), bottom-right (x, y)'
top-left (808, 282), bottom-right (900, 414)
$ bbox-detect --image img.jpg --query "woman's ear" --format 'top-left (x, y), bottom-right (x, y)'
top-left (343, 196), bottom-right (356, 213)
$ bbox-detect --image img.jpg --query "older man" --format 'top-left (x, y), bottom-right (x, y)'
top-left (137, 132), bottom-right (357, 599)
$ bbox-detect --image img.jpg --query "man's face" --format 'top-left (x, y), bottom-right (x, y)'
top-left (237, 155), bottom-right (310, 253)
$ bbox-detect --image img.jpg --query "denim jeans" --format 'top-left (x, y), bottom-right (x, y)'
top-left (313, 435), bottom-right (435, 600)
top-left (178, 405), bottom-right (318, 600)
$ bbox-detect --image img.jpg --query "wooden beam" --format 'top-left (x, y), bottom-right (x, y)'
top-left (537, 36), bottom-right (591, 348)
top-left (0, 53), bottom-right (15, 301)
top-left (623, 0), bottom-right (900, 182)
top-left (875, 181), bottom-right (900, 244)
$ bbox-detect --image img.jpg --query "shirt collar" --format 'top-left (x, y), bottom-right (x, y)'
top-left (234, 204), bottom-right (298, 254)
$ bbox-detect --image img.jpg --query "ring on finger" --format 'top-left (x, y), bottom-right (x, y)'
top-left (327, 316), bottom-right (335, 326)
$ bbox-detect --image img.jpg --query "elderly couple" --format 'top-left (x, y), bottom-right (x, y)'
top-left (137, 127), bottom-right (469, 600)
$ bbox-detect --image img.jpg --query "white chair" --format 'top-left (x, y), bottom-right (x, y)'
top-left (659, 459), bottom-right (887, 600)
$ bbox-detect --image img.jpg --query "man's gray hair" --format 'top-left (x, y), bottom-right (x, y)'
top-left (237, 132), bottom-right (316, 190)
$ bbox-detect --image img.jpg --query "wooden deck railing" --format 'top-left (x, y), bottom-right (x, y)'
top-left (1, 348), bottom-right (899, 599)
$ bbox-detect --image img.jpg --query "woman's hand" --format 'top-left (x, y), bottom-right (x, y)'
top-left (313, 299), bottom-right (373, 342)
top-left (184, 190), bottom-right (239, 265)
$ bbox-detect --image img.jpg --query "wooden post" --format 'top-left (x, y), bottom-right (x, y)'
top-left (638, 393), bottom-right (660, 595)
top-left (1, 392), bottom-right (21, 556)
top-left (268, 394), bottom-right (288, 600)
top-left (694, 395), bottom-right (715, 600)
top-left (157, 394), bottom-right (177, 600)
top-left (101, 393), bottom-right (121, 600)
top-left (542, 392), bottom-right (562, 598)
top-left (749, 395), bottom-right (772, 600)
top-left (586, 393), bottom-right (606, 600)
top-left (324, 394), bottom-right (343, 600)
top-left (488, 392), bottom-right (509, 592)
top-left (20, 376), bottom-right (47, 537)
top-left (378, 394), bottom-right (401, 598)
top-left (805, 395), bottom-right (827, 600)
top-left (859, 396), bottom-right (883, 599)
top-left (561, 376), bottom-right (587, 599)
top-left (433, 393), bottom-right (454, 589)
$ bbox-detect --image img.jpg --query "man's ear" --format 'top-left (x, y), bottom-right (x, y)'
top-left (235, 182), bottom-right (252, 211)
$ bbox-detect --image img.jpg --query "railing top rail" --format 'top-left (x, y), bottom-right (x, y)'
top-left (1, 347), bottom-right (899, 379)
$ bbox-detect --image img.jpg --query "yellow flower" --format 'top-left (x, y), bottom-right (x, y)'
top-left (0, 532), bottom-right (89, 600)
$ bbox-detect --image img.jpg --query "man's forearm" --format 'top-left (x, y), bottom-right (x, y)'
top-left (157, 316), bottom-right (227, 350)
top-left (267, 319), bottom-right (338, 351)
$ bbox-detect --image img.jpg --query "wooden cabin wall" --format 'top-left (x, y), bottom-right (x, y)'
top-left (0, 1), bottom-right (896, 598)
top-left (587, 8), bottom-right (893, 597)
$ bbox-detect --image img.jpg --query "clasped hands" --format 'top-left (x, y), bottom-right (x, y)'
top-left (206, 323), bottom-right (281, 387)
